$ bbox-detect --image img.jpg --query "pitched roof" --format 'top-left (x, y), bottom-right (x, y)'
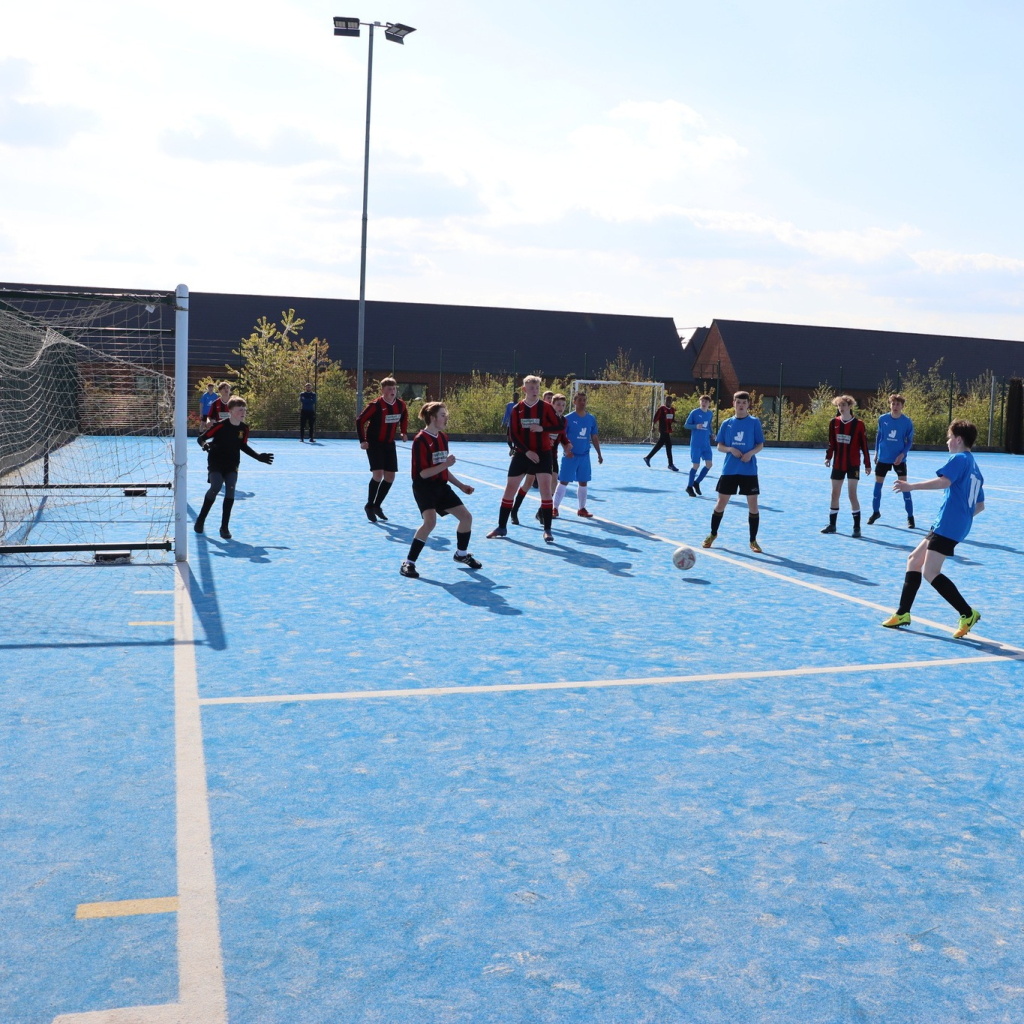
top-left (188, 291), bottom-right (687, 381)
top-left (709, 319), bottom-right (1024, 389)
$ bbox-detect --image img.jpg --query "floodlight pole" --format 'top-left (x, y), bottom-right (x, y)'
top-left (335, 17), bottom-right (415, 415)
top-left (355, 23), bottom-right (374, 415)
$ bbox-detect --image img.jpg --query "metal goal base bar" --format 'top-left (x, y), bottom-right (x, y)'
top-left (0, 540), bottom-right (173, 555)
top-left (0, 482), bottom-right (173, 490)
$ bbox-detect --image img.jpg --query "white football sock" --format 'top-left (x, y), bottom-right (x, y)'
top-left (553, 482), bottom-right (568, 509)
top-left (577, 483), bottom-right (588, 509)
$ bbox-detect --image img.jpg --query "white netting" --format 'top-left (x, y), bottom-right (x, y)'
top-left (0, 290), bottom-right (177, 562)
top-left (569, 379), bottom-right (666, 442)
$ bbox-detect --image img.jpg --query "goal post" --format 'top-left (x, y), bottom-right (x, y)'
top-left (570, 378), bottom-right (666, 443)
top-left (0, 286), bottom-right (186, 562)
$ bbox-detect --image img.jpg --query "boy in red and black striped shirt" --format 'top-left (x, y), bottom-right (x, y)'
top-left (644, 396), bottom-right (679, 471)
top-left (488, 375), bottom-right (563, 542)
top-left (356, 377), bottom-right (408, 522)
top-left (400, 402), bottom-right (481, 578)
top-left (822, 394), bottom-right (871, 537)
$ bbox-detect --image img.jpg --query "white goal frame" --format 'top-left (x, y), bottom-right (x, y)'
top-left (569, 379), bottom-right (666, 443)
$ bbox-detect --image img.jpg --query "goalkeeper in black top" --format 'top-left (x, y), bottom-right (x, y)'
top-left (194, 397), bottom-right (274, 539)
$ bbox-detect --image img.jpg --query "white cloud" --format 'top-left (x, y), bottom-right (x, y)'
top-left (677, 209), bottom-right (919, 262)
top-left (910, 249), bottom-right (1024, 275)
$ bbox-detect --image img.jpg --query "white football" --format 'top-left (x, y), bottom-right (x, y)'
top-left (672, 545), bottom-right (697, 570)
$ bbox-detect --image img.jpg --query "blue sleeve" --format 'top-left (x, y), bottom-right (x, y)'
top-left (753, 419), bottom-right (765, 445)
top-left (978, 483), bottom-right (985, 504)
top-left (590, 415), bottom-right (598, 436)
top-left (936, 454), bottom-right (963, 483)
top-left (875, 416), bottom-right (883, 456)
top-left (903, 419), bottom-right (913, 457)
top-left (684, 410), bottom-right (699, 429)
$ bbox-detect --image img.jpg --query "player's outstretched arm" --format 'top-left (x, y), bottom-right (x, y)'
top-left (895, 476), bottom-right (950, 493)
top-left (242, 443), bottom-right (274, 464)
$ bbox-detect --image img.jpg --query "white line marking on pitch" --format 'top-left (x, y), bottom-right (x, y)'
top-left (134, 590), bottom-right (175, 595)
top-left (200, 654), bottom-right (1022, 707)
top-left (129, 621), bottom-right (175, 627)
top-left (53, 566), bottom-right (227, 1024)
top-left (455, 471), bottom-right (1024, 657)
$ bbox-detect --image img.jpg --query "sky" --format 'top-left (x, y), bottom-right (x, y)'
top-left (2, 0), bottom-right (1023, 339)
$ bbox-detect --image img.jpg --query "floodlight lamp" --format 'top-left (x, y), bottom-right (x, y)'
top-left (384, 22), bottom-right (415, 43)
top-left (333, 16), bottom-right (361, 37)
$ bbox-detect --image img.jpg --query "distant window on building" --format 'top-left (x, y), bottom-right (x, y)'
top-left (400, 382), bottom-right (425, 401)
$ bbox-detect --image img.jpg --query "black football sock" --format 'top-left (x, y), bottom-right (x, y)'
top-left (456, 529), bottom-right (471, 554)
top-left (376, 480), bottom-right (393, 506)
top-left (195, 492), bottom-right (216, 528)
top-left (897, 570), bottom-right (922, 615)
top-left (853, 510), bottom-right (861, 528)
top-left (407, 538), bottom-right (426, 563)
top-left (368, 479), bottom-right (380, 505)
top-left (220, 497), bottom-right (234, 530)
top-left (829, 508), bottom-right (839, 528)
top-left (541, 501), bottom-right (553, 531)
top-left (748, 513), bottom-right (760, 541)
top-left (710, 511), bottom-right (724, 535)
top-left (498, 501), bottom-right (513, 529)
top-left (512, 488), bottom-right (528, 513)
top-left (931, 574), bottom-right (972, 617)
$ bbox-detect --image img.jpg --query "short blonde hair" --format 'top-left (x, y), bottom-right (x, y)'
top-left (523, 375), bottom-right (542, 387)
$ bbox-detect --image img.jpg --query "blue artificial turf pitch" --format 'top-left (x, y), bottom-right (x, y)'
top-left (2, 438), bottom-right (1024, 1022)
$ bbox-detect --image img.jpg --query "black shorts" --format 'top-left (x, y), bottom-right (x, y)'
top-left (830, 466), bottom-right (860, 481)
top-left (875, 461), bottom-right (908, 479)
top-left (551, 451), bottom-right (560, 475)
top-left (508, 450), bottom-right (553, 478)
top-left (925, 531), bottom-right (957, 556)
top-left (413, 481), bottom-right (463, 516)
top-left (716, 474), bottom-right (759, 496)
top-left (366, 442), bottom-right (398, 473)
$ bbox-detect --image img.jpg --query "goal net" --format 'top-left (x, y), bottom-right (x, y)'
top-left (569, 379), bottom-right (666, 443)
top-left (0, 288), bottom-right (185, 562)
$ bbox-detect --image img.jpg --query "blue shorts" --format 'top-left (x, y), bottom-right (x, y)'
top-left (558, 452), bottom-right (592, 483)
top-left (690, 440), bottom-right (713, 462)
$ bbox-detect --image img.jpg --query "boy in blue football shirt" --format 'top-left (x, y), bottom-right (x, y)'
top-left (869, 393), bottom-right (916, 528)
top-left (199, 383), bottom-right (218, 425)
top-left (553, 391), bottom-right (603, 517)
top-left (702, 391), bottom-right (765, 552)
top-left (882, 419), bottom-right (984, 638)
top-left (684, 394), bottom-right (715, 496)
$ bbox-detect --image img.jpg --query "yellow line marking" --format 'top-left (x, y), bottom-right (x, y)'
top-left (128, 621), bottom-right (175, 626)
top-left (455, 470), bottom-right (1024, 657)
top-left (76, 897), bottom-right (178, 920)
top-left (200, 654), bottom-right (1022, 707)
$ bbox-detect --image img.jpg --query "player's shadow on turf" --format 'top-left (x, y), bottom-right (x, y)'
top-left (417, 573), bottom-right (522, 615)
top-left (504, 536), bottom-right (634, 577)
top-left (844, 533), bottom-right (918, 553)
top-left (607, 486), bottom-right (673, 494)
top-left (742, 550), bottom-right (879, 587)
top-left (188, 520), bottom-right (226, 651)
top-left (375, 520), bottom-right (452, 550)
top-left (554, 526), bottom-right (639, 553)
top-left (206, 537), bottom-right (290, 564)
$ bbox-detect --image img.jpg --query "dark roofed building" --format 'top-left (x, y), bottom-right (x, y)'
top-left (0, 282), bottom-right (690, 400)
top-left (188, 291), bottom-right (688, 399)
top-left (692, 319), bottom-right (1024, 405)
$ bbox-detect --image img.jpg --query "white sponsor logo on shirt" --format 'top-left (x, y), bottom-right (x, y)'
top-left (888, 429), bottom-right (897, 439)
top-left (431, 450), bottom-right (449, 465)
top-left (521, 417), bottom-right (540, 427)
top-left (837, 434), bottom-right (851, 444)
top-left (384, 413), bottom-right (402, 424)
top-left (734, 431), bottom-right (744, 443)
